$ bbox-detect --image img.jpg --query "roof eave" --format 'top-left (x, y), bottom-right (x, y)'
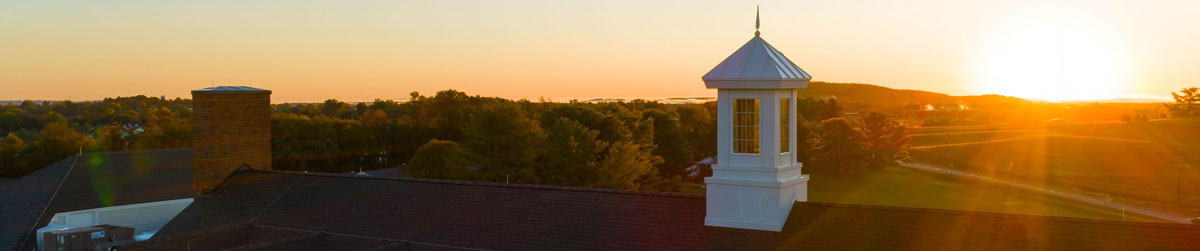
top-left (703, 79), bottom-right (810, 89)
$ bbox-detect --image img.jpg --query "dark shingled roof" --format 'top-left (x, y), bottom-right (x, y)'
top-left (116, 224), bottom-right (463, 251)
top-left (139, 168), bottom-right (1200, 250)
top-left (0, 148), bottom-right (194, 251)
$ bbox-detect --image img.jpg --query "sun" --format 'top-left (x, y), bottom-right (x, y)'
top-left (973, 5), bottom-right (1130, 101)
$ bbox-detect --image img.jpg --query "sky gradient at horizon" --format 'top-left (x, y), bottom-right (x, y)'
top-left (3, 0), bottom-right (1199, 103)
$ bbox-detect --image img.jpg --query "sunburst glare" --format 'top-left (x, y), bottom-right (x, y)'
top-left (973, 5), bottom-right (1131, 101)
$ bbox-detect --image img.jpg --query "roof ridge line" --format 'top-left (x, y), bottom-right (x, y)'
top-left (242, 169), bottom-right (706, 199)
top-left (758, 38), bottom-right (810, 79)
top-left (16, 154), bottom-right (80, 250)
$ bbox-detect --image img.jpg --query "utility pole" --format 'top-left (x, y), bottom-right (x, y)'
top-left (1179, 164), bottom-right (1183, 205)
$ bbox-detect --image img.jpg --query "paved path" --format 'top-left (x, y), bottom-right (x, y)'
top-left (900, 162), bottom-right (1195, 223)
top-left (909, 137), bottom-right (1036, 150)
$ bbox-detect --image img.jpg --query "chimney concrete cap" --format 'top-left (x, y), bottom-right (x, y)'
top-left (192, 86), bottom-right (272, 94)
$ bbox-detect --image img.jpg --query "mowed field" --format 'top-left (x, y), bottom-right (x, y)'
top-left (810, 166), bottom-right (1156, 222)
top-left (681, 166), bottom-right (1156, 222)
top-left (909, 118), bottom-right (1200, 216)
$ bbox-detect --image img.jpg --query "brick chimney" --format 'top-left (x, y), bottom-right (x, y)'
top-left (191, 86), bottom-right (272, 195)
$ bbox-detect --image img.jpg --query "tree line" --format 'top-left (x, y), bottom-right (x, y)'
top-left (0, 96), bottom-right (193, 177)
top-left (273, 90), bottom-right (715, 191)
top-left (1, 90), bottom-right (913, 193)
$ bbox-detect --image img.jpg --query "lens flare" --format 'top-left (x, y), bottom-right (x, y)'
top-left (973, 5), bottom-right (1130, 101)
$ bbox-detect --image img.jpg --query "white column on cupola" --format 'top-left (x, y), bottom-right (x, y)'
top-left (702, 6), bottom-right (812, 232)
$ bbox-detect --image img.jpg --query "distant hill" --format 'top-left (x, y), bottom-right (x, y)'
top-left (798, 82), bottom-right (1027, 106)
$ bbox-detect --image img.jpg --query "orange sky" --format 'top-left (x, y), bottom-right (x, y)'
top-left (3, 0), bottom-right (1199, 103)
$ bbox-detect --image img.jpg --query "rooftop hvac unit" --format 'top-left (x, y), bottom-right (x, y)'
top-left (42, 225), bottom-right (134, 251)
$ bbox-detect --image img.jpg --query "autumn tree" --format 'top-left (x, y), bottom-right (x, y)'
top-left (92, 123), bottom-right (129, 152)
top-left (40, 121), bottom-right (91, 159)
top-left (0, 133), bottom-right (25, 176)
top-left (136, 107), bottom-right (192, 149)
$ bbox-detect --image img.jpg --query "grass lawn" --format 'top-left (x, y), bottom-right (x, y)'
top-left (681, 166), bottom-right (1159, 222)
top-left (809, 166), bottom-right (1157, 222)
top-left (909, 118), bottom-right (1200, 215)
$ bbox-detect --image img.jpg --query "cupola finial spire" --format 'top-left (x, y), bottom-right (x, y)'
top-left (755, 5), bottom-right (761, 37)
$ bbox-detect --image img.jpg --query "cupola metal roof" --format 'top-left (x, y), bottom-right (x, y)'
top-left (703, 7), bottom-right (811, 89)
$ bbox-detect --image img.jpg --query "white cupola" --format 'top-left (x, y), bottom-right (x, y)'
top-left (703, 6), bottom-right (811, 232)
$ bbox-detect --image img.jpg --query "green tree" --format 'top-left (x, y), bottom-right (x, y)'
top-left (811, 118), bottom-right (868, 175)
top-left (271, 113), bottom-right (341, 172)
top-left (595, 140), bottom-right (661, 190)
top-left (462, 102), bottom-right (545, 183)
top-left (0, 111), bottom-right (25, 133)
top-left (675, 104), bottom-right (716, 159)
top-left (407, 139), bottom-right (472, 179)
top-left (37, 111), bottom-right (67, 126)
top-left (794, 120), bottom-right (816, 164)
top-left (797, 98), bottom-right (843, 121)
top-left (428, 90), bottom-right (475, 141)
top-left (320, 99), bottom-right (348, 118)
top-left (642, 109), bottom-right (691, 179)
top-left (359, 109), bottom-right (391, 160)
top-left (540, 118), bottom-right (604, 186)
top-left (539, 104), bottom-right (626, 143)
top-left (1167, 87), bottom-right (1200, 117)
top-left (860, 112), bottom-right (910, 168)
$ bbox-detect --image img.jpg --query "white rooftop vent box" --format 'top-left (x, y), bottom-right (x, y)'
top-left (41, 225), bottom-right (134, 251)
